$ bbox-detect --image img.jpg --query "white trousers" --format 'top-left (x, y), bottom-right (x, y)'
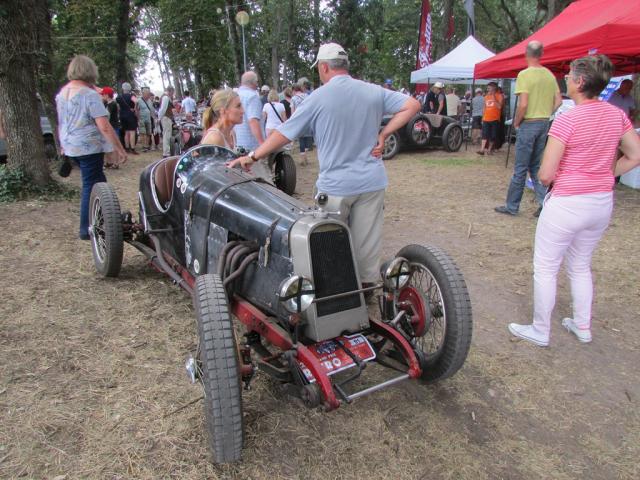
top-left (325, 189), bottom-right (385, 283)
top-left (532, 192), bottom-right (613, 338)
top-left (161, 116), bottom-right (173, 157)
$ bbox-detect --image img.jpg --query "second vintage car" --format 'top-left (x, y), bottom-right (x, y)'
top-left (382, 112), bottom-right (464, 160)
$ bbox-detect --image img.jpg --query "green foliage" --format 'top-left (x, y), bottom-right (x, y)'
top-left (0, 165), bottom-right (78, 203)
top-left (50, 0), bottom-right (147, 87)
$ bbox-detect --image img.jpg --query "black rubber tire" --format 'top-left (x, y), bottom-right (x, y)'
top-left (274, 152), bottom-right (296, 195)
top-left (89, 182), bottom-right (124, 277)
top-left (382, 131), bottom-right (402, 160)
top-left (405, 115), bottom-right (432, 146)
top-left (442, 123), bottom-right (464, 152)
top-left (396, 244), bottom-right (472, 383)
top-left (194, 274), bottom-right (244, 464)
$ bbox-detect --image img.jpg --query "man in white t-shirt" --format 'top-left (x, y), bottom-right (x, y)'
top-left (180, 91), bottom-right (197, 114)
top-left (445, 88), bottom-right (461, 119)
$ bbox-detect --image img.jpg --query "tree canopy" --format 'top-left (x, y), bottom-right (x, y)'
top-left (45, 0), bottom-right (573, 97)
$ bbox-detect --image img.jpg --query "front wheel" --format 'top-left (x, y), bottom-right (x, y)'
top-left (396, 244), bottom-right (472, 383)
top-left (89, 182), bottom-right (123, 277)
top-left (442, 123), bottom-right (463, 152)
top-left (194, 274), bottom-right (244, 464)
top-left (382, 131), bottom-right (401, 160)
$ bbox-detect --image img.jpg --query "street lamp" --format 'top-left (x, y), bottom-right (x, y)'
top-left (235, 10), bottom-right (250, 72)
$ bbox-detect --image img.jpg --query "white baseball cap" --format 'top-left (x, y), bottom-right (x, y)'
top-left (312, 42), bottom-right (349, 67)
top-left (433, 81), bottom-right (445, 88)
top-left (260, 85), bottom-right (270, 92)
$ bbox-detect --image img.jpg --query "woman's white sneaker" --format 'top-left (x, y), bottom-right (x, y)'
top-left (508, 323), bottom-right (549, 347)
top-left (561, 318), bottom-right (592, 343)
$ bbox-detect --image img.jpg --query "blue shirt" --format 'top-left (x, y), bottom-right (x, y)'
top-left (234, 86), bottom-right (263, 150)
top-left (56, 86), bottom-right (112, 157)
top-left (277, 75), bottom-right (409, 196)
top-left (607, 91), bottom-right (635, 119)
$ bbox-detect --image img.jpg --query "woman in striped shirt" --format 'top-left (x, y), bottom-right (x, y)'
top-left (509, 55), bottom-right (640, 347)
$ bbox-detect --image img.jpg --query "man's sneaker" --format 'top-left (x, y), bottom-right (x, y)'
top-left (508, 323), bottom-right (549, 347)
top-left (561, 318), bottom-right (592, 343)
top-left (495, 205), bottom-right (517, 216)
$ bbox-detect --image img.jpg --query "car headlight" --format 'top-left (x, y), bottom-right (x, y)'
top-left (279, 276), bottom-right (315, 313)
top-left (381, 257), bottom-right (411, 290)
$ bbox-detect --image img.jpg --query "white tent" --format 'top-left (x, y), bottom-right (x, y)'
top-left (411, 35), bottom-right (495, 85)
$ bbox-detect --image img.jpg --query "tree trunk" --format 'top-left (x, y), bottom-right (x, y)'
top-left (0, 0), bottom-right (51, 186)
top-left (271, 13), bottom-right (283, 90)
top-left (151, 41), bottom-right (167, 90)
top-left (34, 1), bottom-right (60, 152)
top-left (229, 0), bottom-right (244, 78)
top-left (312, 0), bottom-right (321, 86)
top-left (439, 0), bottom-right (454, 59)
top-left (223, 0), bottom-right (240, 83)
top-left (115, 0), bottom-right (131, 86)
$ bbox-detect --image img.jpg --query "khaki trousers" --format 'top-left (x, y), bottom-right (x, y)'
top-left (325, 189), bottom-right (385, 283)
top-left (161, 116), bottom-right (173, 157)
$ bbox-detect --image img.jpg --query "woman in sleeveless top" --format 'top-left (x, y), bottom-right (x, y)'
top-left (55, 55), bottom-right (127, 240)
top-left (200, 89), bottom-right (243, 150)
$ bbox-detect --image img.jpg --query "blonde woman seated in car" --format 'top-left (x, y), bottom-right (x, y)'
top-left (201, 89), bottom-right (273, 183)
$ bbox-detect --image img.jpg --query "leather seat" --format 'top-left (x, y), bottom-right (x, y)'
top-left (153, 156), bottom-right (179, 208)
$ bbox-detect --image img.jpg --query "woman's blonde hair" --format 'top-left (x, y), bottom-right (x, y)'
top-left (267, 90), bottom-right (280, 103)
top-left (66, 55), bottom-right (99, 84)
top-left (202, 89), bottom-right (239, 130)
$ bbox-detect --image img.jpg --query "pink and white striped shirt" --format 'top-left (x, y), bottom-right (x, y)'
top-left (548, 100), bottom-right (632, 196)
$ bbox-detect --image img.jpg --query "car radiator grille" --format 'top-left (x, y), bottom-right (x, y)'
top-left (309, 225), bottom-right (361, 317)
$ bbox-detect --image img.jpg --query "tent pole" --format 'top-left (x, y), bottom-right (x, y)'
top-left (505, 94), bottom-right (518, 168)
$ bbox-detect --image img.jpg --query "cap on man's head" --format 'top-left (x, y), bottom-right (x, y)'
top-left (475, 88), bottom-right (483, 94)
top-left (100, 86), bottom-right (114, 96)
top-left (312, 42), bottom-right (348, 67)
top-left (261, 85), bottom-right (270, 92)
top-left (433, 81), bottom-right (444, 89)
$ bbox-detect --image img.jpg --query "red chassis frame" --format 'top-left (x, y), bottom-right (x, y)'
top-left (232, 297), bottom-right (422, 411)
top-left (146, 253), bottom-right (423, 412)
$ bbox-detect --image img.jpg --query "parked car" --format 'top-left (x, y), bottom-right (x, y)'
top-left (0, 94), bottom-right (57, 164)
top-left (382, 112), bottom-right (464, 160)
top-left (86, 144), bottom-right (472, 464)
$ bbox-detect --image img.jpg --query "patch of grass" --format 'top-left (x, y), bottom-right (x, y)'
top-left (422, 157), bottom-right (475, 167)
top-left (0, 164), bottom-right (78, 203)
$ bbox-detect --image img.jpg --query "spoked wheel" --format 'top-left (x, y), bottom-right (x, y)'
top-left (442, 123), bottom-right (463, 152)
top-left (406, 116), bottom-right (432, 146)
top-left (89, 182), bottom-right (123, 277)
top-left (382, 131), bottom-right (401, 160)
top-left (273, 152), bottom-right (296, 195)
top-left (396, 244), bottom-right (472, 382)
top-left (194, 274), bottom-right (244, 464)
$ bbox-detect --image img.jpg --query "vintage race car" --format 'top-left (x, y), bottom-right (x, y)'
top-left (382, 113), bottom-right (464, 160)
top-left (87, 144), bottom-right (472, 464)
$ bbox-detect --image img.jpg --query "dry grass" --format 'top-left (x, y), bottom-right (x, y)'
top-left (1, 147), bottom-right (639, 479)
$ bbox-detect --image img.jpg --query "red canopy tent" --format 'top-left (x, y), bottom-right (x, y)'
top-left (474, 0), bottom-right (640, 79)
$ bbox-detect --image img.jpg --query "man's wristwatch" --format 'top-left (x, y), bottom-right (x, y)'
top-left (247, 150), bottom-right (256, 162)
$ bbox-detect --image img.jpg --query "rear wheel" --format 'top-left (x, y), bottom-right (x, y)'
top-left (89, 183), bottom-right (123, 277)
top-left (442, 123), bottom-right (463, 152)
top-left (406, 115), bottom-right (432, 146)
top-left (396, 244), bottom-right (472, 382)
top-left (382, 131), bottom-right (402, 160)
top-left (274, 152), bottom-right (296, 195)
top-left (194, 274), bottom-right (244, 464)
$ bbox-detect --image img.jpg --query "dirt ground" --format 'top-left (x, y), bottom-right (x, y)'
top-left (1, 145), bottom-right (639, 480)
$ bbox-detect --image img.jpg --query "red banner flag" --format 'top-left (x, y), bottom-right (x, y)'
top-left (415, 0), bottom-right (432, 94)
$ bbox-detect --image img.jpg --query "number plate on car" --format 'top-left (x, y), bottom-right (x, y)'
top-left (298, 334), bottom-right (376, 383)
